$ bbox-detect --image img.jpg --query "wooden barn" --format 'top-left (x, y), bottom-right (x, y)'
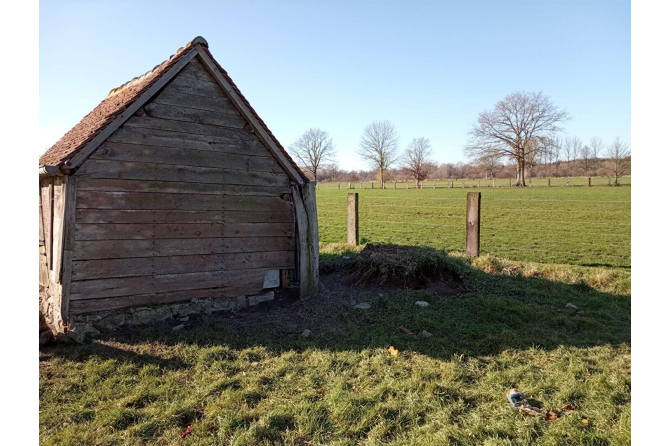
top-left (39, 37), bottom-right (318, 339)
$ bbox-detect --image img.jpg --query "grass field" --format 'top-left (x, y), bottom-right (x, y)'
top-left (317, 180), bottom-right (631, 269)
top-left (39, 179), bottom-right (631, 445)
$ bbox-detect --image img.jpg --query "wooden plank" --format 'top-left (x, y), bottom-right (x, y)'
top-left (90, 141), bottom-right (283, 172)
top-left (152, 90), bottom-right (239, 115)
top-left (179, 59), bottom-right (219, 82)
top-left (67, 48), bottom-right (198, 169)
top-left (77, 178), bottom-right (290, 196)
top-left (194, 47), bottom-right (305, 184)
top-left (70, 268), bottom-right (268, 300)
top-left (293, 183), bottom-right (319, 297)
top-left (124, 114), bottom-right (259, 141)
top-left (466, 192), bottom-right (481, 257)
top-left (73, 236), bottom-right (294, 260)
top-left (39, 189), bottom-right (49, 287)
top-left (75, 222), bottom-right (294, 240)
top-left (40, 179), bottom-right (53, 270)
top-left (60, 250), bottom-right (73, 328)
top-left (72, 250), bottom-right (294, 280)
top-left (302, 182), bottom-right (320, 295)
top-left (51, 177), bottom-right (65, 283)
top-left (108, 126), bottom-right (269, 156)
top-left (69, 284), bottom-right (261, 315)
top-left (163, 74), bottom-right (228, 98)
top-left (76, 209), bottom-right (294, 224)
top-left (143, 102), bottom-right (246, 129)
top-left (63, 176), bottom-right (78, 250)
top-left (75, 159), bottom-right (291, 187)
top-left (76, 190), bottom-right (292, 212)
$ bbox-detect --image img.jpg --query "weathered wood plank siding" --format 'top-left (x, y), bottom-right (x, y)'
top-left (70, 59), bottom-right (295, 313)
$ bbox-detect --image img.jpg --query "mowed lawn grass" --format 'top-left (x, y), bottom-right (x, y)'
top-left (317, 181), bottom-right (631, 269)
top-left (40, 251), bottom-right (631, 445)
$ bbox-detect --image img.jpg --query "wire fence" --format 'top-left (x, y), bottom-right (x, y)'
top-left (316, 185), bottom-right (631, 269)
top-left (317, 175), bottom-right (632, 190)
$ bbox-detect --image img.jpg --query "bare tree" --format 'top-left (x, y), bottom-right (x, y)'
top-left (562, 136), bottom-right (582, 176)
top-left (605, 137), bottom-right (631, 185)
top-left (402, 137), bottom-right (433, 188)
top-left (288, 128), bottom-right (336, 181)
top-left (478, 155), bottom-right (502, 179)
top-left (589, 136), bottom-right (604, 171)
top-left (579, 141), bottom-right (592, 175)
top-left (466, 91), bottom-right (569, 186)
top-left (358, 120), bottom-right (400, 187)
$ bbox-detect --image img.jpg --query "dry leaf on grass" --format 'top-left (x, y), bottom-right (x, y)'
top-left (388, 346), bottom-right (399, 356)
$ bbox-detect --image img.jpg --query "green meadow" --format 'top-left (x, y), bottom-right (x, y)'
top-left (317, 179), bottom-right (631, 269)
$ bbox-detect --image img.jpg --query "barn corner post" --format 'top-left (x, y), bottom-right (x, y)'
top-left (293, 181), bottom-right (319, 297)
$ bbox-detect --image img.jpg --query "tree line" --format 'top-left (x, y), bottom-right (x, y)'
top-left (288, 91), bottom-right (631, 187)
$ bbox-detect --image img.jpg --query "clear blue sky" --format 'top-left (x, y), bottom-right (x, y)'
top-left (39, 0), bottom-right (630, 170)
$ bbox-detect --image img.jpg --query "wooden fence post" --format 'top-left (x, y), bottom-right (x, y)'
top-left (466, 192), bottom-right (481, 257)
top-left (529, 178), bottom-right (532, 187)
top-left (347, 193), bottom-right (359, 246)
top-left (588, 177), bottom-right (591, 187)
top-left (567, 177), bottom-right (571, 187)
top-left (478, 180), bottom-right (481, 188)
top-left (608, 177), bottom-right (612, 186)
top-left (492, 178), bottom-right (495, 188)
top-left (548, 178), bottom-right (551, 187)
top-left (394, 181), bottom-right (397, 189)
top-left (371, 182), bottom-right (374, 189)
top-left (509, 178), bottom-right (512, 187)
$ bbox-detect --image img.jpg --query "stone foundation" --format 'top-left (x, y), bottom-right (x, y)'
top-left (39, 284), bottom-right (64, 344)
top-left (64, 290), bottom-right (277, 343)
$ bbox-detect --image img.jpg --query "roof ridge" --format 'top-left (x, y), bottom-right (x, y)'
top-left (106, 37), bottom-right (208, 98)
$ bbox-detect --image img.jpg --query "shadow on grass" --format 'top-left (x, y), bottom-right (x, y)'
top-left (43, 245), bottom-right (631, 367)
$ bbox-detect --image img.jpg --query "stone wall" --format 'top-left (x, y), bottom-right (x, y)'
top-left (39, 284), bottom-right (63, 344)
top-left (63, 290), bottom-right (277, 343)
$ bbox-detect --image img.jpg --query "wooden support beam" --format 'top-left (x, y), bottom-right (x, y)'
top-left (293, 182), bottom-right (319, 297)
top-left (347, 193), bottom-right (359, 246)
top-left (466, 192), bottom-right (481, 257)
